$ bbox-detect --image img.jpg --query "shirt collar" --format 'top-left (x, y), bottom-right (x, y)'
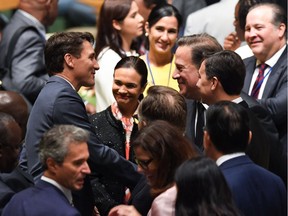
top-left (256, 44), bottom-right (287, 67)
top-left (55, 75), bottom-right (76, 91)
top-left (216, 152), bottom-right (246, 166)
top-left (41, 176), bottom-right (73, 205)
top-left (232, 97), bottom-right (243, 104)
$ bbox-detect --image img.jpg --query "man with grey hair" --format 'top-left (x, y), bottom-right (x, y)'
top-left (3, 125), bottom-right (91, 216)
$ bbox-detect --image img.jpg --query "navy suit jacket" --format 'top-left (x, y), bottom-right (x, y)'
top-left (243, 47), bottom-right (287, 142)
top-left (2, 180), bottom-right (80, 216)
top-left (186, 95), bottom-right (279, 169)
top-left (220, 155), bottom-right (287, 216)
top-left (0, 167), bottom-right (34, 214)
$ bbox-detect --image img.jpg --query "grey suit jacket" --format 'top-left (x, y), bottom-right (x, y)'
top-left (0, 10), bottom-right (48, 104)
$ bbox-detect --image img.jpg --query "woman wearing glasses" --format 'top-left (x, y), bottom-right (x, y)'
top-left (109, 120), bottom-right (198, 216)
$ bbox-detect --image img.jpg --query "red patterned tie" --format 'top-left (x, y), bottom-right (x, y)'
top-left (251, 64), bottom-right (268, 99)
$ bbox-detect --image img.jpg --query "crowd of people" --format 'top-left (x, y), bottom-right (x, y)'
top-left (0, 0), bottom-right (287, 215)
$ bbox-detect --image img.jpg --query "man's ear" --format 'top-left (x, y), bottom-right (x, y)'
top-left (112, 19), bottom-right (121, 31)
top-left (211, 77), bottom-right (219, 91)
top-left (64, 53), bottom-right (74, 68)
top-left (46, 157), bottom-right (58, 173)
top-left (278, 23), bottom-right (286, 38)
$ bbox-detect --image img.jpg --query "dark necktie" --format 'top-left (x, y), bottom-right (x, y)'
top-left (251, 63), bottom-right (268, 99)
top-left (195, 102), bottom-right (205, 151)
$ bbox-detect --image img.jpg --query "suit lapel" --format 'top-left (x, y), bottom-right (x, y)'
top-left (262, 47), bottom-right (287, 98)
top-left (243, 57), bottom-right (257, 93)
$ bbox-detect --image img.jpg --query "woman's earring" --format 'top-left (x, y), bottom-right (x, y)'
top-left (145, 32), bottom-right (148, 37)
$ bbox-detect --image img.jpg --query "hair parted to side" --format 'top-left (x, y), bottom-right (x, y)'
top-left (204, 50), bottom-right (246, 95)
top-left (177, 34), bottom-right (223, 69)
top-left (114, 56), bottom-right (148, 88)
top-left (39, 125), bottom-right (89, 170)
top-left (45, 31), bottom-right (95, 75)
top-left (95, 0), bottom-right (137, 58)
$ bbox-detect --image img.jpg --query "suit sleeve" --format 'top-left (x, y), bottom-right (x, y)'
top-left (10, 30), bottom-right (48, 103)
top-left (53, 91), bottom-right (141, 189)
top-left (258, 69), bottom-right (287, 128)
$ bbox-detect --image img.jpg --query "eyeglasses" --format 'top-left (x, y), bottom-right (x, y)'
top-left (135, 158), bottom-right (153, 170)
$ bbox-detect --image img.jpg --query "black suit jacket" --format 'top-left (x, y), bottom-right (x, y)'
top-left (185, 99), bottom-right (204, 153)
top-left (238, 94), bottom-right (276, 169)
top-left (186, 95), bottom-right (281, 171)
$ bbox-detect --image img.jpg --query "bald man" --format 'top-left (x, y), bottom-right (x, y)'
top-left (0, 91), bottom-right (29, 139)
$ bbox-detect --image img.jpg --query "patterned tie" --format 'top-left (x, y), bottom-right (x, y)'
top-left (251, 63), bottom-right (268, 99)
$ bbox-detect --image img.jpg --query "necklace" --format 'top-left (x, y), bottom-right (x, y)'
top-left (146, 52), bottom-right (173, 86)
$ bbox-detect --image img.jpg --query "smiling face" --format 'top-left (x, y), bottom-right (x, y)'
top-left (54, 142), bottom-right (90, 191)
top-left (173, 46), bottom-right (201, 100)
top-left (113, 67), bottom-right (145, 111)
top-left (134, 146), bottom-right (157, 185)
top-left (146, 16), bottom-right (178, 55)
top-left (245, 5), bottom-right (286, 62)
top-left (71, 40), bottom-right (99, 90)
top-left (118, 1), bottom-right (144, 40)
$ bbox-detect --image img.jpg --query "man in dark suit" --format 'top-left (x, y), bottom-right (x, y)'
top-left (196, 50), bottom-right (282, 176)
top-left (172, 34), bottom-right (278, 171)
top-left (172, 34), bottom-right (223, 151)
top-left (0, 112), bottom-right (34, 214)
top-left (0, 0), bottom-right (58, 106)
top-left (3, 125), bottom-right (91, 216)
top-left (19, 32), bottom-right (141, 215)
top-left (203, 101), bottom-right (286, 216)
top-left (243, 3), bottom-right (287, 181)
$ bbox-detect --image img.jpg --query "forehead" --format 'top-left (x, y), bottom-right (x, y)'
top-left (114, 67), bottom-right (142, 79)
top-left (151, 16), bottom-right (178, 28)
top-left (128, 1), bottom-right (139, 14)
top-left (64, 142), bottom-right (89, 160)
top-left (246, 6), bottom-right (273, 24)
top-left (175, 46), bottom-right (192, 63)
top-left (80, 40), bottom-right (94, 55)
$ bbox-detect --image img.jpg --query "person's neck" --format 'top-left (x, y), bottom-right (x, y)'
top-left (121, 36), bottom-right (133, 53)
top-left (148, 50), bottom-right (173, 67)
top-left (212, 93), bottom-right (240, 104)
top-left (118, 102), bottom-right (138, 118)
top-left (56, 73), bottom-right (79, 91)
